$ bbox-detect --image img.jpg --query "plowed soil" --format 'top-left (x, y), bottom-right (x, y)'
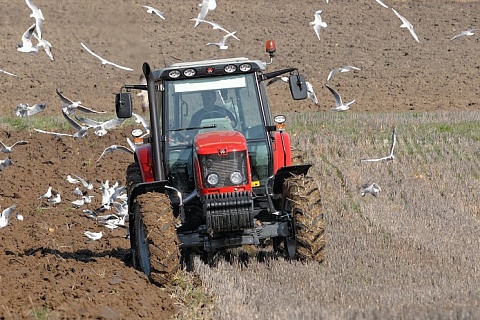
top-left (0, 0), bottom-right (478, 318)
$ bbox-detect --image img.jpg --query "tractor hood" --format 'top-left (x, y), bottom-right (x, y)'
top-left (194, 130), bottom-right (247, 155)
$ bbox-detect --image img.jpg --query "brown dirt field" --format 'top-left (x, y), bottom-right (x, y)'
top-left (0, 0), bottom-right (478, 318)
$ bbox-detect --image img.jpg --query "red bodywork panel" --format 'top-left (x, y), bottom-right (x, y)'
top-left (135, 144), bottom-right (155, 182)
top-left (194, 130), bottom-right (252, 195)
top-left (272, 131), bottom-right (292, 174)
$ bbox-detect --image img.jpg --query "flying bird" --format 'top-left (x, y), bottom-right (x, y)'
top-left (361, 127), bottom-right (397, 162)
top-left (361, 183), bottom-right (382, 197)
top-left (206, 31), bottom-right (238, 49)
top-left (450, 28), bottom-right (479, 41)
top-left (142, 5), bottom-right (165, 19)
top-left (80, 42), bottom-right (133, 71)
top-left (309, 10), bottom-right (327, 41)
top-left (74, 115), bottom-right (125, 136)
top-left (56, 88), bottom-right (106, 114)
top-left (392, 8), bottom-right (419, 42)
top-left (96, 144), bottom-right (135, 162)
top-left (190, 18), bottom-right (240, 41)
top-left (33, 31), bottom-right (54, 61)
top-left (0, 140), bottom-right (28, 153)
top-left (327, 65), bottom-right (361, 81)
top-left (194, 0), bottom-right (217, 27)
top-left (132, 112), bottom-right (150, 133)
top-left (15, 102), bottom-right (46, 117)
top-left (67, 175), bottom-right (80, 184)
top-left (72, 174), bottom-right (94, 190)
top-left (325, 84), bottom-right (355, 111)
top-left (0, 204), bottom-right (17, 228)
top-left (17, 23), bottom-right (39, 53)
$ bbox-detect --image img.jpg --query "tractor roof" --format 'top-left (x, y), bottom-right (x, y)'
top-left (152, 57), bottom-right (266, 81)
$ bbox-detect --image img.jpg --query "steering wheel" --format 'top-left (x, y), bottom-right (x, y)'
top-left (201, 110), bottom-right (238, 128)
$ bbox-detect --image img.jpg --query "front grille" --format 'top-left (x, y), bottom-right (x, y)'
top-left (199, 151), bottom-right (248, 188)
top-left (204, 191), bottom-right (254, 234)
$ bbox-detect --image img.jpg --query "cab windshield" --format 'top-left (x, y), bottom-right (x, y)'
top-left (164, 73), bottom-right (271, 192)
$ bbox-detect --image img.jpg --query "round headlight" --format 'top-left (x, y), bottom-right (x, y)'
top-left (183, 68), bottom-right (196, 77)
top-left (207, 173), bottom-right (219, 186)
top-left (230, 171), bottom-right (243, 185)
top-left (168, 70), bottom-right (181, 78)
top-left (224, 64), bottom-right (237, 73)
top-left (239, 63), bottom-right (252, 72)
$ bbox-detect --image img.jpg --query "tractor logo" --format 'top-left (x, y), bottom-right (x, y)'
top-left (218, 148), bottom-right (227, 155)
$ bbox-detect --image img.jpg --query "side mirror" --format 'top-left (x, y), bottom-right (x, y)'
top-left (289, 74), bottom-right (308, 100)
top-left (115, 92), bottom-right (133, 118)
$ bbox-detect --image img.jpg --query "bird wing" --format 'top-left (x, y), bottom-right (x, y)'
top-left (102, 118), bottom-right (125, 130)
top-left (33, 128), bottom-right (74, 137)
top-left (375, 0), bottom-right (389, 8)
top-left (1, 204), bottom-right (17, 220)
top-left (74, 115), bottom-right (102, 127)
top-left (11, 141), bottom-right (29, 148)
top-left (132, 112), bottom-right (150, 132)
top-left (388, 127), bottom-right (397, 157)
top-left (62, 109), bottom-right (84, 131)
top-left (105, 60), bottom-right (134, 71)
top-left (325, 84), bottom-right (343, 107)
top-left (81, 42), bottom-right (107, 64)
top-left (21, 24), bottom-right (36, 47)
top-left (56, 88), bottom-right (74, 105)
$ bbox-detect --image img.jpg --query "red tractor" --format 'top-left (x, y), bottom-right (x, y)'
top-left (115, 40), bottom-right (325, 285)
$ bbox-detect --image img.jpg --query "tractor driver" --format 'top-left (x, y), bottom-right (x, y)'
top-left (189, 90), bottom-right (237, 128)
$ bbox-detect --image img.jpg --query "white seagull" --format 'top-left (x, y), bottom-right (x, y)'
top-left (392, 8), bottom-right (419, 43)
top-left (0, 204), bottom-right (17, 228)
top-left (325, 84), bottom-right (355, 111)
top-left (84, 230), bottom-right (103, 241)
top-left (0, 158), bottom-right (13, 171)
top-left (56, 88), bottom-right (106, 114)
top-left (74, 115), bottom-right (125, 137)
top-left (450, 28), bottom-right (479, 41)
top-left (306, 81), bottom-right (318, 105)
top-left (143, 5), bottom-right (165, 19)
top-left (96, 144), bottom-right (135, 162)
top-left (309, 10), bottom-right (327, 41)
top-left (15, 102), bottom-right (46, 117)
top-left (361, 127), bottom-right (397, 162)
top-left (0, 140), bottom-right (28, 153)
top-left (132, 112), bottom-right (150, 133)
top-left (38, 186), bottom-right (53, 199)
top-left (327, 65), bottom-right (361, 81)
top-left (194, 0), bottom-right (217, 27)
top-left (67, 175), bottom-right (80, 184)
top-left (80, 42), bottom-right (133, 71)
top-left (361, 183), bottom-right (382, 197)
top-left (206, 31), bottom-right (237, 49)
top-left (190, 18), bottom-right (240, 41)
top-left (48, 193), bottom-right (61, 206)
top-left (0, 69), bottom-right (17, 77)
top-left (17, 24), bottom-right (39, 53)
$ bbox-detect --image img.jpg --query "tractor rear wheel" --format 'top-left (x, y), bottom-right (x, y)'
top-left (132, 192), bottom-right (181, 286)
top-left (282, 174), bottom-right (325, 262)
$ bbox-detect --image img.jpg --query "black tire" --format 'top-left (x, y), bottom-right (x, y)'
top-left (132, 192), bottom-right (181, 286)
top-left (126, 162), bottom-right (142, 269)
top-left (282, 174), bottom-right (325, 262)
